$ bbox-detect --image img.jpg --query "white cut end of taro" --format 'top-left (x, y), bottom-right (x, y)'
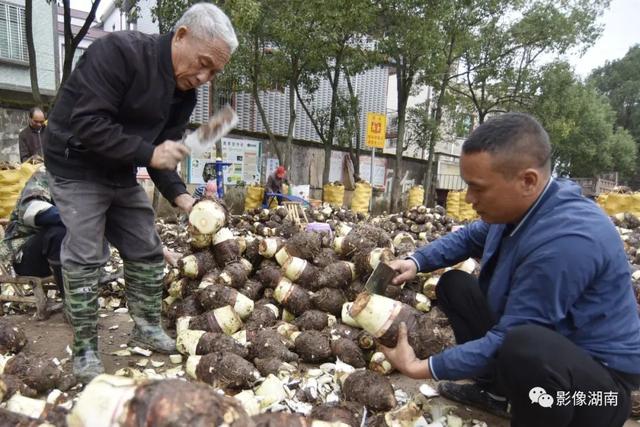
top-left (236, 236), bottom-right (247, 255)
top-left (283, 257), bottom-right (307, 282)
top-left (136, 359), bottom-right (149, 368)
top-left (176, 329), bottom-right (206, 355)
top-left (176, 316), bottom-right (193, 335)
top-left (345, 262), bottom-right (357, 281)
top-left (418, 232), bottom-right (427, 241)
top-left (255, 374), bottom-right (287, 409)
top-left (456, 258), bottom-right (477, 274)
top-left (67, 374), bottom-right (138, 425)
top-left (131, 347), bottom-right (152, 357)
top-left (168, 280), bottom-right (184, 298)
top-left (46, 389), bottom-right (63, 405)
top-left (232, 330), bottom-right (247, 346)
top-left (290, 331), bottom-right (302, 342)
top-left (276, 323), bottom-right (299, 339)
top-left (259, 238), bottom-right (280, 257)
top-left (185, 355), bottom-right (202, 379)
top-left (180, 255), bottom-right (200, 279)
top-left (351, 293), bottom-right (401, 338)
top-left (368, 247), bottom-right (392, 270)
top-left (327, 314), bottom-right (337, 326)
top-left (220, 272), bottom-right (232, 286)
top-left (275, 247), bottom-right (291, 266)
top-left (234, 390), bottom-right (261, 416)
top-left (233, 293), bottom-right (255, 320)
top-left (333, 236), bottom-right (345, 254)
top-left (264, 303), bottom-right (280, 318)
top-left (341, 303), bottom-right (359, 327)
top-left (151, 360), bottom-right (165, 368)
top-left (212, 227), bottom-right (234, 246)
top-left (415, 293), bottom-right (431, 312)
top-left (169, 354), bottom-right (183, 364)
top-left (190, 231), bottom-right (212, 249)
top-left (274, 278), bottom-right (294, 304)
top-left (189, 200), bottom-right (226, 235)
top-left (369, 352), bottom-right (393, 375)
top-left (213, 305), bottom-right (243, 335)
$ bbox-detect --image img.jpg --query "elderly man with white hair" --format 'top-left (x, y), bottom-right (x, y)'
top-left (43, 3), bottom-right (237, 382)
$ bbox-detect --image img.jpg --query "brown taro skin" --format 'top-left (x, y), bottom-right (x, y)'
top-left (342, 370), bottom-right (397, 412)
top-left (330, 338), bottom-right (366, 368)
top-left (122, 379), bottom-right (250, 427)
top-left (294, 331), bottom-right (333, 363)
top-left (194, 352), bottom-right (257, 389)
top-left (294, 310), bottom-right (329, 331)
top-left (195, 332), bottom-right (248, 358)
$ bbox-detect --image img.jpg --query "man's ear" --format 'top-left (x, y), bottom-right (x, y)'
top-left (520, 168), bottom-right (540, 196)
top-left (174, 26), bottom-right (188, 42)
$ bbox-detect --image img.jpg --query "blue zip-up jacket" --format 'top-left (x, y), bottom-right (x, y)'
top-left (409, 178), bottom-right (640, 380)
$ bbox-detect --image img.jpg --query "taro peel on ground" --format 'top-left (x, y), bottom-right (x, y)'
top-left (186, 352), bottom-right (259, 389)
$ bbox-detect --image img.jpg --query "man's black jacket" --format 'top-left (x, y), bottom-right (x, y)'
top-left (44, 31), bottom-right (196, 203)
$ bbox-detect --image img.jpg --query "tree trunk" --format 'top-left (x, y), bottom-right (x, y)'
top-left (284, 72), bottom-right (298, 170)
top-left (25, 0), bottom-right (42, 106)
top-left (345, 72), bottom-right (360, 177)
top-left (390, 64), bottom-right (412, 213)
top-left (60, 0), bottom-right (101, 87)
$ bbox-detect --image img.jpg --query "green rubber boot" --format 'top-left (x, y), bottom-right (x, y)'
top-left (124, 260), bottom-right (175, 353)
top-left (63, 265), bottom-right (105, 383)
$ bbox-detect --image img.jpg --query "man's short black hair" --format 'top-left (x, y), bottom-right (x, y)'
top-left (29, 107), bottom-right (44, 118)
top-left (462, 113), bottom-right (551, 177)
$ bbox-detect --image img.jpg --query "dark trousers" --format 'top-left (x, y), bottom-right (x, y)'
top-left (436, 269), bottom-right (639, 427)
top-left (13, 224), bottom-right (65, 295)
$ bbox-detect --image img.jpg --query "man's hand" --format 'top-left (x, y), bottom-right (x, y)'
top-left (379, 322), bottom-right (431, 380)
top-left (150, 140), bottom-right (190, 170)
top-left (174, 193), bottom-right (195, 214)
top-left (389, 259), bottom-right (418, 285)
top-left (163, 247), bottom-right (182, 267)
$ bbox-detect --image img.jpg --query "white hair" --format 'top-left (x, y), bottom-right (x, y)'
top-left (175, 3), bottom-right (238, 53)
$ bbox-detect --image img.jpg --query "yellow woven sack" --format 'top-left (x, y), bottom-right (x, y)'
top-left (0, 169), bottom-right (21, 185)
top-left (446, 191), bottom-right (461, 219)
top-left (244, 185), bottom-right (264, 212)
top-left (323, 183), bottom-right (345, 207)
top-left (605, 193), bottom-right (628, 215)
top-left (351, 182), bottom-right (372, 214)
top-left (408, 185), bottom-right (424, 209)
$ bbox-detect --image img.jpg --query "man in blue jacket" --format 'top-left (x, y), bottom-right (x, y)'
top-left (382, 113), bottom-right (640, 426)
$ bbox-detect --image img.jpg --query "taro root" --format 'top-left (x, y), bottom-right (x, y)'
top-left (0, 322), bottom-right (27, 354)
top-left (217, 261), bottom-right (250, 288)
top-left (188, 199), bottom-right (228, 235)
top-left (178, 251), bottom-right (216, 280)
top-left (273, 278), bottom-right (312, 316)
top-left (312, 248), bottom-right (340, 268)
top-left (176, 330), bottom-right (248, 357)
top-left (258, 237), bottom-right (285, 258)
top-left (251, 413), bottom-right (309, 427)
top-left (238, 279), bottom-right (264, 301)
top-left (294, 310), bottom-right (330, 331)
top-left (342, 370), bottom-right (396, 412)
top-left (311, 402), bottom-right (364, 427)
top-left (254, 357), bottom-right (295, 377)
top-left (393, 232), bottom-right (416, 257)
top-left (281, 256), bottom-right (320, 287)
top-left (275, 232), bottom-right (322, 263)
top-left (398, 288), bottom-right (431, 312)
top-left (244, 304), bottom-right (279, 331)
top-left (4, 354), bottom-right (61, 393)
top-left (188, 224), bottom-right (212, 250)
top-left (175, 294), bottom-right (202, 319)
top-left (247, 329), bottom-right (298, 362)
top-left (197, 285), bottom-right (254, 319)
top-left (255, 260), bottom-right (282, 288)
top-left (312, 288), bottom-right (346, 317)
top-left (292, 330), bottom-right (333, 363)
top-left (341, 303), bottom-right (360, 328)
top-left (369, 351), bottom-right (394, 375)
top-left (243, 237), bottom-right (262, 267)
top-left (71, 376), bottom-right (249, 427)
top-left (186, 352), bottom-right (259, 389)
top-left (344, 279), bottom-right (365, 302)
top-left (212, 228), bottom-right (240, 266)
top-left (0, 374), bottom-right (38, 400)
top-left (353, 248), bottom-right (395, 278)
top-left (187, 305), bottom-right (243, 335)
top-left (317, 261), bottom-right (356, 290)
top-left (326, 323), bottom-right (359, 341)
top-left (330, 337), bottom-right (365, 368)
top-left (356, 330), bottom-right (376, 351)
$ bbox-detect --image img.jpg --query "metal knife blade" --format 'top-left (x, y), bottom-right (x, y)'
top-left (364, 262), bottom-right (397, 295)
top-left (183, 105), bottom-right (238, 156)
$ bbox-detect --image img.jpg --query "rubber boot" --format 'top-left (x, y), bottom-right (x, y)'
top-left (63, 264), bottom-right (104, 383)
top-left (124, 260), bottom-right (175, 353)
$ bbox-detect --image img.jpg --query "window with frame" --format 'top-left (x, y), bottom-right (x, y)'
top-left (0, 2), bottom-right (28, 63)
